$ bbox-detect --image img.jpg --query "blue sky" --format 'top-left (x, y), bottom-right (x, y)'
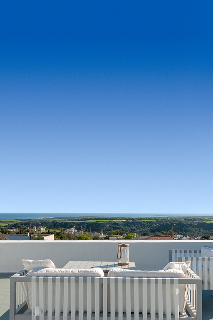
top-left (0, 1), bottom-right (213, 214)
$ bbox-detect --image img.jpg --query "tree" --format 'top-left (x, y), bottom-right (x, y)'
top-left (18, 224), bottom-right (27, 234)
top-left (0, 227), bottom-right (8, 234)
top-left (0, 234), bottom-right (8, 240)
top-left (77, 233), bottom-right (93, 240)
top-left (125, 233), bottom-right (135, 239)
top-left (93, 235), bottom-right (99, 240)
top-left (32, 235), bottom-right (44, 240)
top-left (168, 230), bottom-right (174, 238)
top-left (201, 234), bottom-right (210, 240)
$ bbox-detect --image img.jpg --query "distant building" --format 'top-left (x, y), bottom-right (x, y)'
top-left (92, 232), bottom-right (106, 239)
top-left (109, 235), bottom-right (123, 240)
top-left (9, 229), bottom-right (17, 234)
top-left (137, 236), bottom-right (149, 240)
top-left (174, 235), bottom-right (184, 240)
top-left (33, 226), bottom-right (37, 232)
top-left (43, 234), bottom-right (54, 241)
top-left (65, 227), bottom-right (77, 234)
top-left (99, 234), bottom-right (106, 239)
top-left (32, 234), bottom-right (54, 240)
top-left (38, 226), bottom-right (46, 233)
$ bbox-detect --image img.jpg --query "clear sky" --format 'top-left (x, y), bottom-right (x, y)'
top-left (0, 1), bottom-right (213, 214)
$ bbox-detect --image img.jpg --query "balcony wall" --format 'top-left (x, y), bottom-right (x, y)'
top-left (0, 240), bottom-right (213, 273)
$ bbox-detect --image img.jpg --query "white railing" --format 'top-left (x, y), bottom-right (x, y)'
top-left (169, 249), bottom-right (213, 290)
top-left (9, 269), bottom-right (28, 316)
top-left (10, 272), bottom-right (202, 320)
top-left (169, 249), bottom-right (201, 263)
top-left (184, 269), bottom-right (201, 317)
top-left (179, 257), bottom-right (213, 291)
top-left (16, 281), bottom-right (27, 310)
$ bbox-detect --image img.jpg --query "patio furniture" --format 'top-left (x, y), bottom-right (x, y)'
top-left (10, 265), bottom-right (202, 320)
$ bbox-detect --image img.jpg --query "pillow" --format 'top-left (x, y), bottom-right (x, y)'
top-left (201, 246), bottom-right (213, 257)
top-left (26, 267), bottom-right (104, 277)
top-left (163, 262), bottom-right (191, 273)
top-left (22, 259), bottom-right (56, 271)
top-left (107, 269), bottom-right (185, 278)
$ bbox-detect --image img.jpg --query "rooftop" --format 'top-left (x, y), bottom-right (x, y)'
top-left (1, 240), bottom-right (213, 319)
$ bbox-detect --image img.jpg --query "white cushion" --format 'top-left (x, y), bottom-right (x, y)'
top-left (107, 269), bottom-right (185, 314)
top-left (163, 262), bottom-right (191, 273)
top-left (201, 246), bottom-right (213, 257)
top-left (25, 268), bottom-right (104, 313)
top-left (27, 267), bottom-right (104, 277)
top-left (22, 259), bottom-right (55, 271)
top-left (107, 268), bottom-right (185, 278)
top-left (25, 268), bottom-right (185, 315)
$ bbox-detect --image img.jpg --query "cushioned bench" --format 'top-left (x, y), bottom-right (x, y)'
top-left (10, 260), bottom-right (202, 320)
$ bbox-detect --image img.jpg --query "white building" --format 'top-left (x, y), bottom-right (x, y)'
top-left (65, 227), bottom-right (77, 234)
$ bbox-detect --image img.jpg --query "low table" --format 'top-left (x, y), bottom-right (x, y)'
top-left (63, 261), bottom-right (136, 274)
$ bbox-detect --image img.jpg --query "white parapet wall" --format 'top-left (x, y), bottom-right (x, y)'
top-left (0, 240), bottom-right (213, 273)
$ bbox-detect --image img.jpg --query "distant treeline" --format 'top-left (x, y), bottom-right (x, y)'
top-left (1, 216), bottom-right (213, 238)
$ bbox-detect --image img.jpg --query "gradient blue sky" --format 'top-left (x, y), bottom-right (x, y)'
top-left (1, 1), bottom-right (213, 214)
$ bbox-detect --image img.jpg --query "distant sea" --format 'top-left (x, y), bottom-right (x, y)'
top-left (0, 213), bottom-right (212, 221)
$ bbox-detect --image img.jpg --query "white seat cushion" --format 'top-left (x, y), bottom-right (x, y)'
top-left (25, 268), bottom-right (104, 314)
top-left (27, 267), bottom-right (104, 277)
top-left (107, 269), bottom-right (185, 314)
top-left (108, 268), bottom-right (185, 278)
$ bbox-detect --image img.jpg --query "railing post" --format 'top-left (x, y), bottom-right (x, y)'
top-left (87, 277), bottom-right (92, 320)
top-left (10, 276), bottom-right (16, 320)
top-left (110, 277), bottom-right (115, 320)
top-left (169, 249), bottom-right (173, 262)
top-left (48, 277), bottom-right (53, 320)
top-left (150, 279), bottom-right (155, 320)
top-left (196, 279), bottom-right (202, 320)
top-left (166, 279), bottom-right (171, 320)
top-left (95, 277), bottom-right (99, 320)
top-left (103, 278), bottom-right (107, 320)
top-left (174, 279), bottom-right (179, 320)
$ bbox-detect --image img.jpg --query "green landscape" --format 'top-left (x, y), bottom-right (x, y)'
top-left (1, 216), bottom-right (213, 240)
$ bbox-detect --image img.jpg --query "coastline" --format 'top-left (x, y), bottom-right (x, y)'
top-left (0, 212), bottom-right (213, 221)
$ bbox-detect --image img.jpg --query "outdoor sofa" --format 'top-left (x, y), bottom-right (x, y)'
top-left (10, 260), bottom-right (202, 320)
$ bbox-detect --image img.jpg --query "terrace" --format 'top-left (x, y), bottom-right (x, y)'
top-left (0, 240), bottom-right (213, 320)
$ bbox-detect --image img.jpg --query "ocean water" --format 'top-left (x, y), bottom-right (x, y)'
top-left (0, 212), bottom-right (212, 221)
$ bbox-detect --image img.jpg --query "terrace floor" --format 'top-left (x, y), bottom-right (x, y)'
top-left (0, 274), bottom-right (11, 320)
top-left (1, 274), bottom-right (213, 320)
